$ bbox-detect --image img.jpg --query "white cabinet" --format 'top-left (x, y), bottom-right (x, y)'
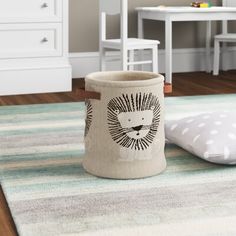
top-left (0, 24), bottom-right (62, 58)
top-left (0, 0), bottom-right (62, 22)
top-left (0, 0), bottom-right (71, 95)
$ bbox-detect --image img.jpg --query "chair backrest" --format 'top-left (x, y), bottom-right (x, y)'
top-left (100, 0), bottom-right (121, 15)
top-left (99, 0), bottom-right (128, 49)
top-left (222, 0), bottom-right (236, 33)
top-left (223, 0), bottom-right (236, 7)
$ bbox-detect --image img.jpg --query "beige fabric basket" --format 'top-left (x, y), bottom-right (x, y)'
top-left (81, 71), bottom-right (169, 179)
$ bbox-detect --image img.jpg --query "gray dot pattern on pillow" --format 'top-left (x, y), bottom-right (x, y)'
top-left (165, 111), bottom-right (236, 165)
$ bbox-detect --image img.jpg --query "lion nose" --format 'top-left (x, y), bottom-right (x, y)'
top-left (132, 125), bottom-right (143, 131)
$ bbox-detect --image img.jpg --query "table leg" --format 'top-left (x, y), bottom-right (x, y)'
top-left (138, 12), bottom-right (144, 39)
top-left (222, 20), bottom-right (228, 71)
top-left (165, 18), bottom-right (172, 84)
top-left (206, 21), bottom-right (212, 73)
top-left (138, 12), bottom-right (144, 71)
top-left (222, 42), bottom-right (228, 71)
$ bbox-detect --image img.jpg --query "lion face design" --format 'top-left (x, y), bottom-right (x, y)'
top-left (117, 108), bottom-right (154, 139)
top-left (107, 93), bottom-right (161, 151)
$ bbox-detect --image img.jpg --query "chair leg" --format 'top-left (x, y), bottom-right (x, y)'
top-left (122, 49), bottom-right (128, 71)
top-left (138, 49), bottom-right (144, 71)
top-left (222, 42), bottom-right (228, 71)
top-left (129, 50), bottom-right (135, 71)
top-left (99, 47), bottom-right (106, 71)
top-left (152, 46), bottom-right (158, 73)
top-left (213, 40), bottom-right (220, 76)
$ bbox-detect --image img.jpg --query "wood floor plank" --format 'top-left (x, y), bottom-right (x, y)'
top-left (0, 71), bottom-right (235, 235)
top-left (0, 71), bottom-right (235, 105)
top-left (0, 187), bottom-right (17, 236)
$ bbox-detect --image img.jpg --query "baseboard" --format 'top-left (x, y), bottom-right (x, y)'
top-left (69, 47), bottom-right (236, 78)
top-left (0, 67), bottom-right (72, 96)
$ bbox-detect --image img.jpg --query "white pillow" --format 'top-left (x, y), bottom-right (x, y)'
top-left (165, 111), bottom-right (236, 165)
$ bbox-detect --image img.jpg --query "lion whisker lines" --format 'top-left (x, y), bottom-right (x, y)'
top-left (141, 125), bottom-right (151, 130)
top-left (122, 125), bottom-right (152, 134)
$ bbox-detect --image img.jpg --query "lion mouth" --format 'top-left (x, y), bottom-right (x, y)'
top-left (132, 125), bottom-right (143, 136)
top-left (124, 125), bottom-right (151, 136)
top-left (132, 125), bottom-right (143, 131)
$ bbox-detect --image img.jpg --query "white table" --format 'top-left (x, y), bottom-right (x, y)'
top-left (136, 7), bottom-right (236, 83)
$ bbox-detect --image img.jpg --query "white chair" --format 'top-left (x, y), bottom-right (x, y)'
top-left (213, 0), bottom-right (236, 75)
top-left (99, 0), bottom-right (160, 73)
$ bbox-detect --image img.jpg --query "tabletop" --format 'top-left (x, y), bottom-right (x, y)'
top-left (136, 6), bottom-right (236, 13)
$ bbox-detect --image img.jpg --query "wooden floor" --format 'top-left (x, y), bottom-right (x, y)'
top-left (0, 187), bottom-right (18, 236)
top-left (0, 71), bottom-right (236, 106)
top-left (0, 71), bottom-right (236, 236)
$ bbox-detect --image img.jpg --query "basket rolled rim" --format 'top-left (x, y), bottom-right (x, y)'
top-left (85, 71), bottom-right (164, 88)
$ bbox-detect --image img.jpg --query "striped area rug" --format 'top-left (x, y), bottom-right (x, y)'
top-left (1, 94), bottom-right (236, 236)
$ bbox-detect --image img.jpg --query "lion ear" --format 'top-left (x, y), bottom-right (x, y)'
top-left (151, 106), bottom-right (155, 110)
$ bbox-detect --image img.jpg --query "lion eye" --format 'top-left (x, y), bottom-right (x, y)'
top-left (142, 118), bottom-right (144, 120)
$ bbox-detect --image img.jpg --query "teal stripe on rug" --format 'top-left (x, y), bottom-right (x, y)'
top-left (0, 127), bottom-right (84, 137)
top-left (0, 102), bottom-right (84, 115)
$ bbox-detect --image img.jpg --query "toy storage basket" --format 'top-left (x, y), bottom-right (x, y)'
top-left (79, 71), bottom-right (171, 179)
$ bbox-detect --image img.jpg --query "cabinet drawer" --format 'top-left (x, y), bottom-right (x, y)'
top-left (0, 0), bottom-right (62, 23)
top-left (0, 24), bottom-right (62, 58)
